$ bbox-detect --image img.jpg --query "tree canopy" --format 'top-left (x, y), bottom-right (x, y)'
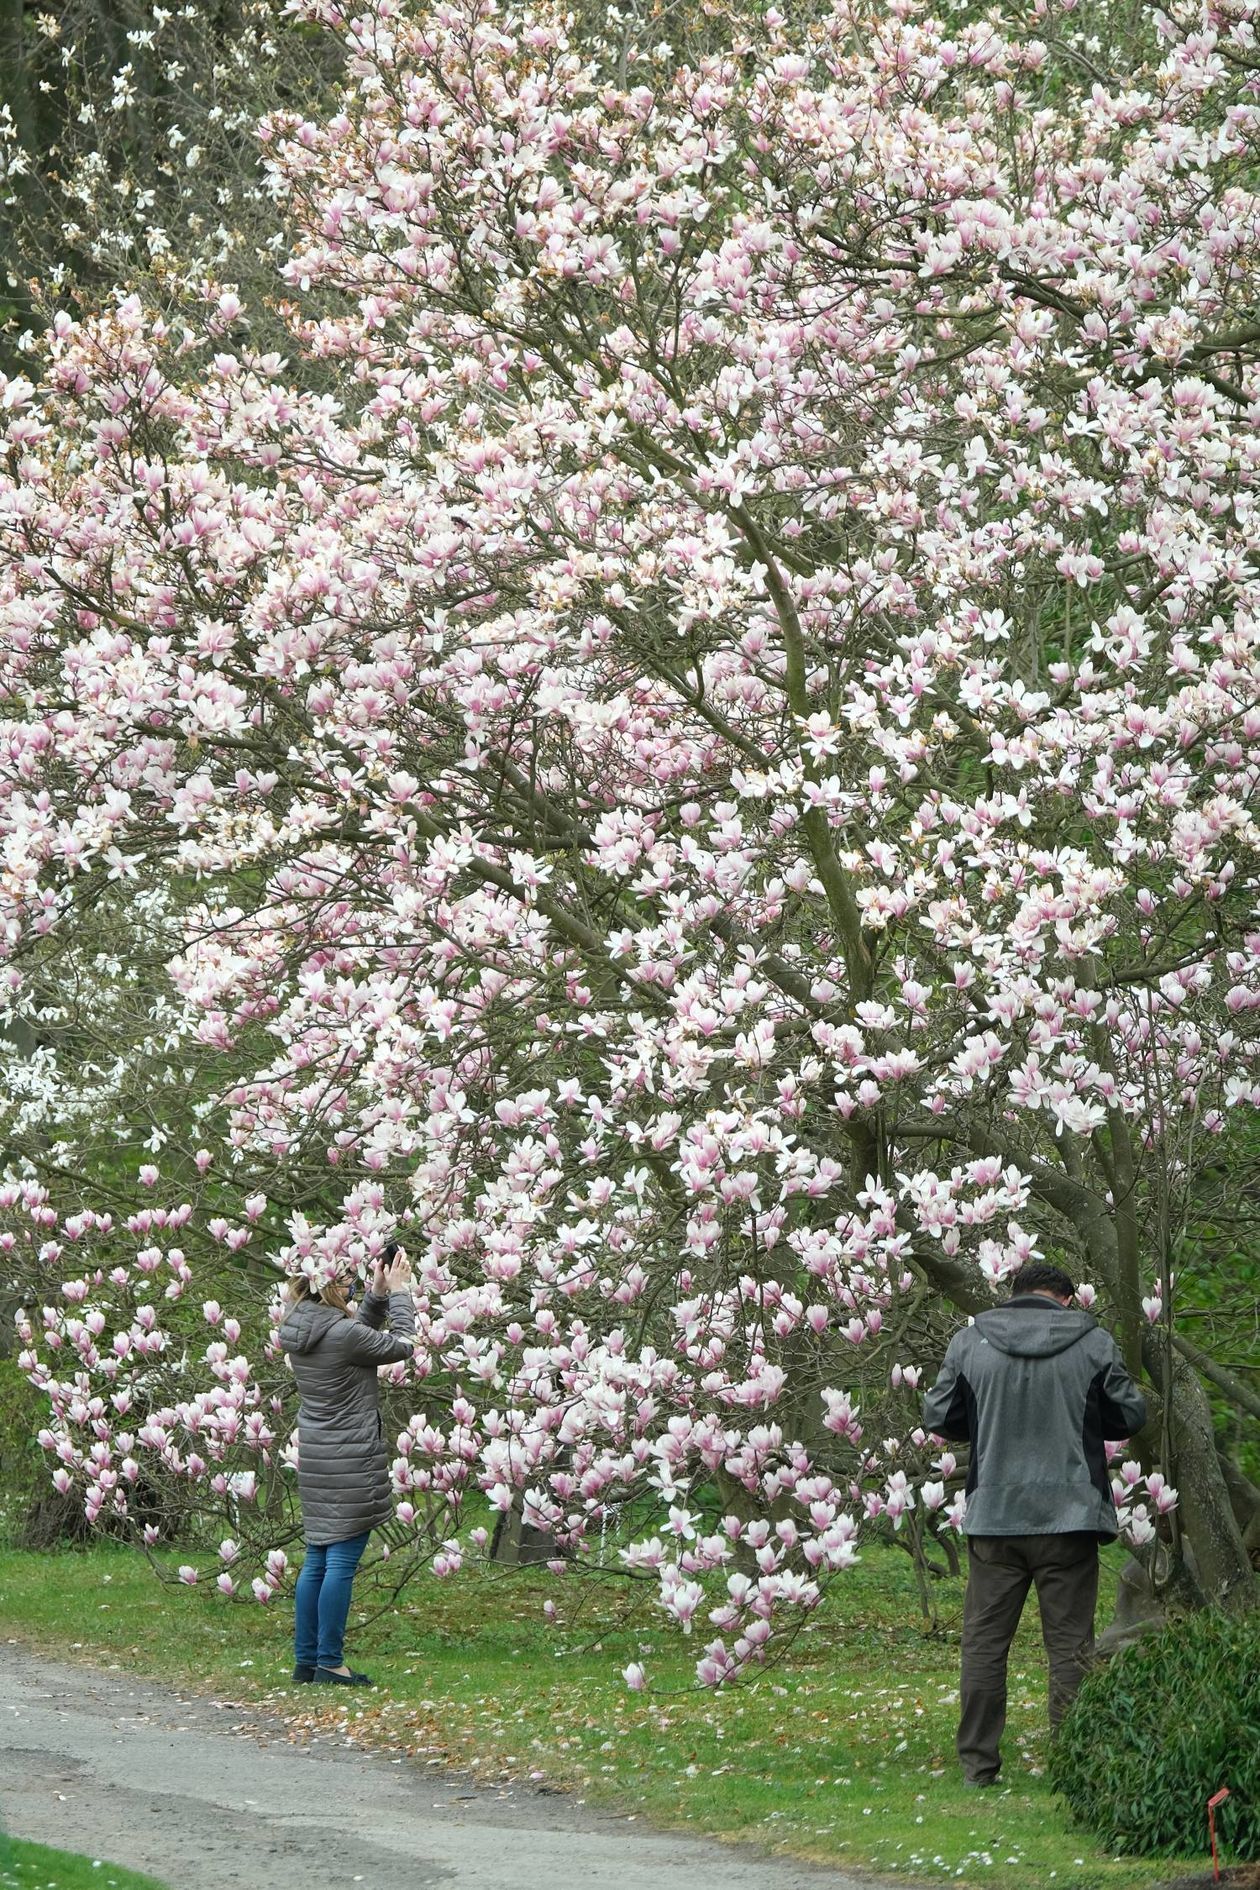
top-left (1, 0), bottom-right (1257, 1677)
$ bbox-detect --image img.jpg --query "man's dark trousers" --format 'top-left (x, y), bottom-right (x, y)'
top-left (959, 1532), bottom-right (1099, 1783)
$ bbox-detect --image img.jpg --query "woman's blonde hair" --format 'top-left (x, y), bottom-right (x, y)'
top-left (285, 1274), bottom-right (350, 1314)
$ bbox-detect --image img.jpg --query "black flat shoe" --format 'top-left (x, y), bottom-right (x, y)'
top-left (292, 1665), bottom-right (316, 1683)
top-left (314, 1666), bottom-right (374, 1687)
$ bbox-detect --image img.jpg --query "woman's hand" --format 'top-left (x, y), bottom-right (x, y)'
top-left (369, 1260), bottom-right (389, 1298)
top-left (384, 1250), bottom-right (412, 1293)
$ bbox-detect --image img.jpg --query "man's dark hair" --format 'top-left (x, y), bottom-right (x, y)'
top-left (1009, 1262), bottom-right (1076, 1300)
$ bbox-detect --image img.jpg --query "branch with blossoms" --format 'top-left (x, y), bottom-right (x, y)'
top-left (1110, 1459), bottom-right (1181, 1554)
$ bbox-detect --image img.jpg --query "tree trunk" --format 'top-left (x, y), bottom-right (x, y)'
top-left (1215, 1450), bottom-right (1260, 1559)
top-left (1151, 1349), bottom-right (1258, 1613)
top-left (488, 1490), bottom-right (563, 1566)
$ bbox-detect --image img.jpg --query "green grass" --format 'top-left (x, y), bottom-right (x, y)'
top-left (0, 1837), bottom-right (167, 1890)
top-left (0, 1542), bottom-right (1204, 1890)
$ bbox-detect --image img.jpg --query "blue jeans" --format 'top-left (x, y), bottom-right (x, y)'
top-left (294, 1531), bottom-right (371, 1669)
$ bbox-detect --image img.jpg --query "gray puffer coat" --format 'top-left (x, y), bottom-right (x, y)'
top-left (279, 1289), bottom-right (415, 1546)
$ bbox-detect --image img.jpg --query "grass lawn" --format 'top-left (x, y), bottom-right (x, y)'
top-left (0, 1836), bottom-right (167, 1890)
top-left (0, 1541), bottom-right (1202, 1890)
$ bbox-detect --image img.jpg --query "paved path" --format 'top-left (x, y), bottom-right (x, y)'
top-left (0, 1646), bottom-right (870, 1890)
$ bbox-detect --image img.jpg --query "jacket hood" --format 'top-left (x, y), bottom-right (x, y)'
top-left (278, 1298), bottom-right (343, 1356)
top-left (973, 1297), bottom-right (1097, 1359)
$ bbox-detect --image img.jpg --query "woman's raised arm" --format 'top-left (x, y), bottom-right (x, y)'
top-left (340, 1289), bottom-right (415, 1365)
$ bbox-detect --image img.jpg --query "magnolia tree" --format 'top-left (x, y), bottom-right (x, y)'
top-left (2, 0), bottom-right (1259, 1683)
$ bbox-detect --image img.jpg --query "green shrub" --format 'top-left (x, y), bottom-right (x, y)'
top-left (1050, 1606), bottom-right (1260, 1858)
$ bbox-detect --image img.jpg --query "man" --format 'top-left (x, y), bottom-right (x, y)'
top-left (922, 1261), bottom-right (1147, 1788)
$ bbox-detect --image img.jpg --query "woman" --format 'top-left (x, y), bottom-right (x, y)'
top-left (279, 1243), bottom-right (414, 1687)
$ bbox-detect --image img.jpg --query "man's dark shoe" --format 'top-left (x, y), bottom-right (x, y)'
top-left (292, 1664), bottom-right (316, 1683)
top-left (314, 1666), bottom-right (374, 1687)
top-left (963, 1775), bottom-right (999, 1790)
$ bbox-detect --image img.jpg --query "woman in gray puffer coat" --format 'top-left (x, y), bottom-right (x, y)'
top-left (279, 1246), bottom-right (415, 1688)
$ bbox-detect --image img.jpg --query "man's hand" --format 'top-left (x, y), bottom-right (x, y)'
top-left (384, 1250), bottom-right (412, 1293)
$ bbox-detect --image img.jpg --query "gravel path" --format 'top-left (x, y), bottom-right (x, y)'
top-left (0, 1645), bottom-right (872, 1890)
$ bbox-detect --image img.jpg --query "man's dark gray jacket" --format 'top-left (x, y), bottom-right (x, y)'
top-left (279, 1290), bottom-right (415, 1545)
top-left (921, 1296), bottom-right (1147, 1538)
